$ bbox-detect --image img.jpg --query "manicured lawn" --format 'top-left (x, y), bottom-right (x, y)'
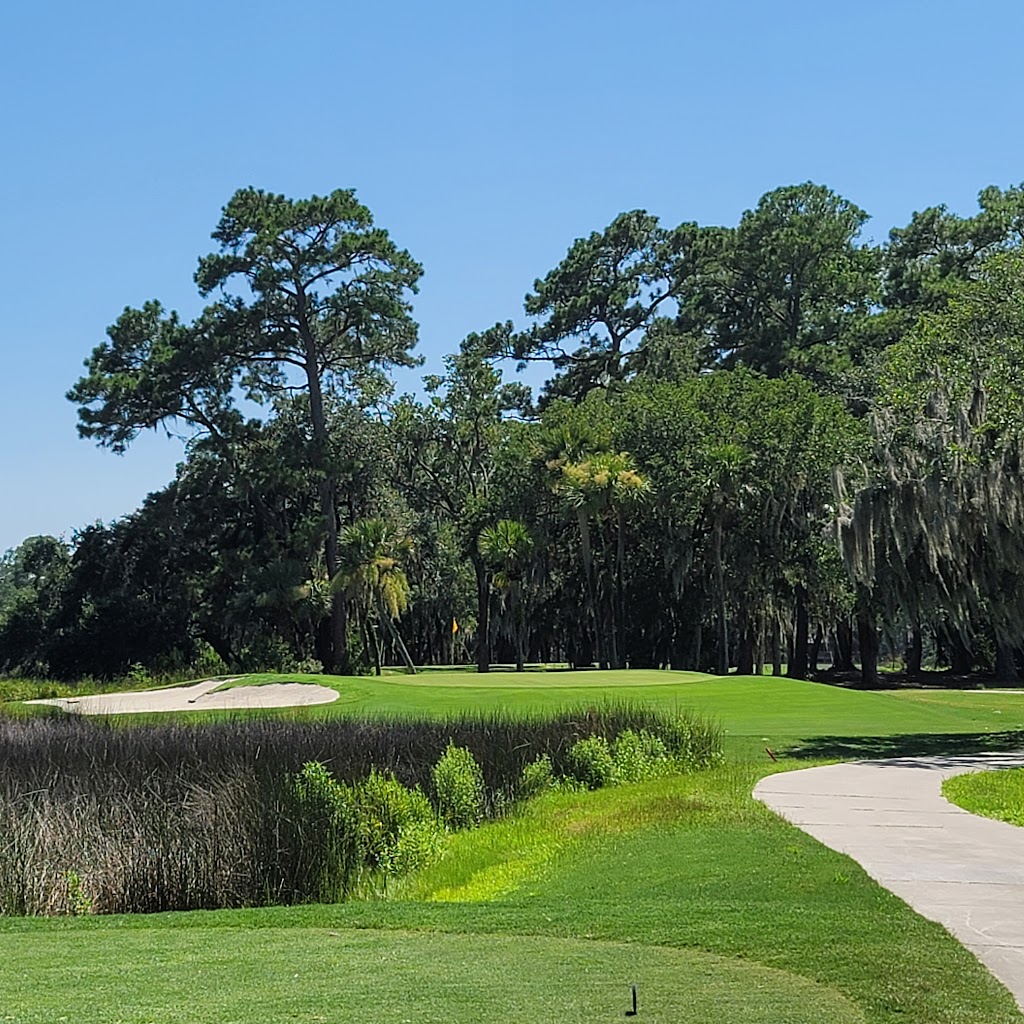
top-left (945, 766), bottom-right (1024, 826)
top-left (211, 669), bottom-right (1024, 759)
top-left (6, 670), bottom-right (1024, 1022)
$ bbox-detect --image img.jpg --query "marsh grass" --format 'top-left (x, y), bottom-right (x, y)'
top-left (0, 703), bottom-right (720, 916)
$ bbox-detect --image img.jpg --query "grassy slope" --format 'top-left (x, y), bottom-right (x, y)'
top-left (5, 671), bottom-right (1024, 1023)
top-left (0, 767), bottom-right (1017, 1024)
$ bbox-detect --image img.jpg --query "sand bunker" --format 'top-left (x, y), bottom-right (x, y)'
top-left (27, 677), bottom-right (339, 715)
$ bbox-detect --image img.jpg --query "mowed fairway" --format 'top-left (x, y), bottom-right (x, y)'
top-left (213, 669), bottom-right (1024, 758)
top-left (0, 927), bottom-right (863, 1024)
top-left (6, 669), bottom-right (1024, 1024)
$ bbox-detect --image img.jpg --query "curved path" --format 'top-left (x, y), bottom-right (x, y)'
top-left (755, 753), bottom-right (1024, 1008)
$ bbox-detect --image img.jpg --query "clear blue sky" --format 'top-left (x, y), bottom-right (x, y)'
top-left (3, 0), bottom-right (1024, 553)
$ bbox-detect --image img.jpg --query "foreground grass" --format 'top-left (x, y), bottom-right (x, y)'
top-left (0, 766), bottom-right (1018, 1024)
top-left (945, 766), bottom-right (1024, 826)
top-left (6, 671), bottom-right (1024, 1021)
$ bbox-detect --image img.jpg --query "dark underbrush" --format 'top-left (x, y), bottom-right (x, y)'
top-left (0, 704), bottom-right (720, 916)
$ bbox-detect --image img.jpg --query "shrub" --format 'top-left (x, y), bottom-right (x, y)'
top-left (285, 761), bottom-right (362, 902)
top-left (611, 729), bottom-right (672, 784)
top-left (352, 769), bottom-right (442, 881)
top-left (567, 735), bottom-right (615, 789)
top-left (432, 743), bottom-right (485, 830)
top-left (519, 754), bottom-right (557, 799)
top-left (661, 713), bottom-right (725, 771)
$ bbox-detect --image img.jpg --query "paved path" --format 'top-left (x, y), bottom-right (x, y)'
top-left (754, 753), bottom-right (1024, 1009)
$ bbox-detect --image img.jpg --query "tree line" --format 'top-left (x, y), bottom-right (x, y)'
top-left (4, 181), bottom-right (1024, 685)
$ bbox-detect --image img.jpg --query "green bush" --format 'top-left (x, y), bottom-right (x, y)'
top-left (611, 729), bottom-right (672, 784)
top-left (432, 742), bottom-right (485, 829)
top-left (286, 761), bottom-right (361, 901)
top-left (519, 754), bottom-right (557, 799)
top-left (352, 769), bottom-right (442, 879)
top-left (660, 713), bottom-right (725, 771)
top-left (567, 735), bottom-right (615, 789)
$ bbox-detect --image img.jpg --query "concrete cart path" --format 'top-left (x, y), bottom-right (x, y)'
top-left (755, 753), bottom-right (1024, 1009)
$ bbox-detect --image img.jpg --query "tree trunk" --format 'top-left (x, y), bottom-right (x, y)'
top-left (808, 627), bottom-right (823, 676)
top-left (788, 585), bottom-right (809, 679)
top-left (376, 597), bottom-right (416, 674)
top-left (713, 511), bottom-right (729, 675)
top-left (771, 623), bottom-right (783, 676)
top-left (736, 628), bottom-right (754, 676)
top-left (300, 327), bottom-right (348, 675)
top-left (615, 508), bottom-right (627, 669)
top-left (577, 508), bottom-right (602, 668)
top-left (857, 615), bottom-right (879, 688)
top-left (471, 552), bottom-right (491, 673)
top-left (905, 626), bottom-right (923, 676)
top-left (948, 631), bottom-right (973, 675)
top-left (834, 619), bottom-right (855, 672)
top-left (995, 640), bottom-right (1021, 683)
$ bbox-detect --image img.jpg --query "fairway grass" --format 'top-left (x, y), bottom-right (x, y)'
top-left (0, 928), bottom-right (865, 1024)
top-left (195, 670), bottom-right (1024, 760)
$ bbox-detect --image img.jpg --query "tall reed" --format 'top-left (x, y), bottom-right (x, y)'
top-left (0, 704), bottom-right (721, 915)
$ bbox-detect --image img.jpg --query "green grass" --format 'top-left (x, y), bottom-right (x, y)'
top-left (171, 670), bottom-right (1024, 760)
top-left (6, 669), bottom-right (1024, 1022)
top-left (0, 928), bottom-right (864, 1024)
top-left (944, 766), bottom-right (1024, 826)
top-left (0, 766), bottom-right (1017, 1023)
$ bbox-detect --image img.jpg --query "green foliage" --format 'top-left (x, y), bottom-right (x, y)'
top-left (567, 729), bottom-right (686, 788)
top-left (287, 761), bottom-right (363, 902)
top-left (431, 742), bottom-right (485, 829)
top-left (567, 735), bottom-right (615, 789)
top-left (353, 769), bottom-right (443, 880)
top-left (518, 753), bottom-right (557, 799)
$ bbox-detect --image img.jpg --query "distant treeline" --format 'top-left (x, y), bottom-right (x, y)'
top-left (5, 182), bottom-right (1024, 684)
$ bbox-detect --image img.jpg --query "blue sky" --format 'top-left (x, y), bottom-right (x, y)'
top-left (2, 0), bottom-right (1024, 552)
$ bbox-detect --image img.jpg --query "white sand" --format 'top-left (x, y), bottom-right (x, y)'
top-left (27, 677), bottom-right (339, 715)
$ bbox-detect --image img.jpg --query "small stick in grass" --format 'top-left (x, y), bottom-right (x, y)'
top-left (626, 983), bottom-right (638, 1016)
top-left (765, 747), bottom-right (777, 762)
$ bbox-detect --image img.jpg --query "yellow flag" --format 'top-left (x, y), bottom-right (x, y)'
top-left (451, 617), bottom-right (459, 636)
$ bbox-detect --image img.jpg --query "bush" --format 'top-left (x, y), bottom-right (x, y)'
top-left (661, 713), bottom-right (725, 771)
top-left (352, 769), bottom-right (442, 881)
top-left (567, 735), bottom-right (615, 789)
top-left (519, 754), bottom-right (557, 799)
top-left (432, 743), bottom-right (485, 830)
top-left (286, 761), bottom-right (362, 902)
top-left (611, 729), bottom-right (672, 784)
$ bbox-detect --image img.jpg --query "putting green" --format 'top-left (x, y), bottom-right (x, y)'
top-left (0, 928), bottom-right (863, 1024)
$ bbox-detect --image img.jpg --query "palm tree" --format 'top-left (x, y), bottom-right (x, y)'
top-left (556, 451), bottom-right (651, 669)
top-left (333, 518), bottom-right (416, 675)
top-left (479, 519), bottom-right (535, 672)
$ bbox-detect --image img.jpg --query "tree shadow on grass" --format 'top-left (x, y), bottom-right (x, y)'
top-left (785, 731), bottom-right (1024, 760)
